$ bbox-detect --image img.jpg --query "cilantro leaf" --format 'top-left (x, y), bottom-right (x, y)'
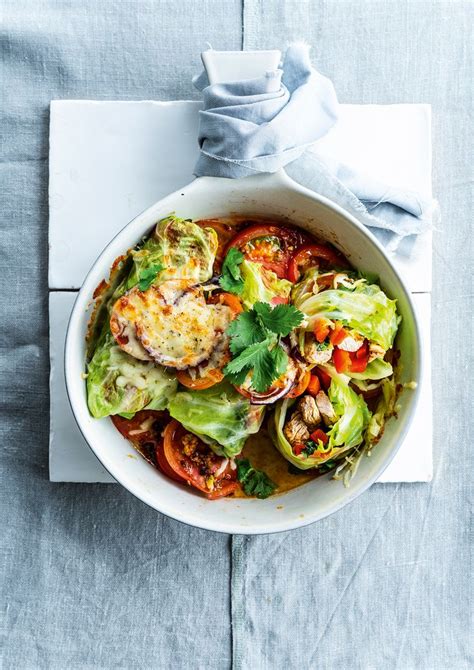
top-left (226, 311), bottom-right (266, 355)
top-left (224, 340), bottom-right (271, 375)
top-left (253, 301), bottom-right (304, 336)
top-left (270, 344), bottom-right (288, 378)
top-left (224, 302), bottom-right (302, 393)
top-left (302, 439), bottom-right (318, 457)
top-left (138, 263), bottom-right (164, 291)
top-left (219, 247), bottom-right (244, 294)
top-left (251, 347), bottom-right (279, 393)
top-left (224, 366), bottom-right (250, 387)
top-left (236, 459), bottom-right (277, 499)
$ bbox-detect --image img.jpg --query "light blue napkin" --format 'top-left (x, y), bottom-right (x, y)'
top-left (194, 43), bottom-right (432, 252)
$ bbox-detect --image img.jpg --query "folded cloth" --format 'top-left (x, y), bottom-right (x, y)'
top-left (194, 43), bottom-right (433, 250)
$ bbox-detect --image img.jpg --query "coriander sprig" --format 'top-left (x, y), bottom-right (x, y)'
top-left (219, 247), bottom-right (244, 294)
top-left (137, 262), bottom-right (164, 291)
top-left (224, 301), bottom-right (304, 393)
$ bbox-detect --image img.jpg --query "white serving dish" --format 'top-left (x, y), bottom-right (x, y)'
top-left (65, 169), bottom-right (420, 534)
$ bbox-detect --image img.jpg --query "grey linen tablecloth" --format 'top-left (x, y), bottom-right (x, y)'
top-left (1, 1), bottom-right (472, 668)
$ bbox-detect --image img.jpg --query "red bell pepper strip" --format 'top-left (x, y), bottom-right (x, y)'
top-left (310, 429), bottom-right (329, 445)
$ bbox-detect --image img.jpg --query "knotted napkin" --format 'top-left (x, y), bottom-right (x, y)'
top-left (194, 43), bottom-right (433, 252)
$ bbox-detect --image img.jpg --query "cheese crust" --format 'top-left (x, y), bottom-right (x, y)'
top-left (110, 280), bottom-right (231, 370)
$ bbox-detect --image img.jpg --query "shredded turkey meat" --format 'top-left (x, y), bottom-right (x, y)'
top-left (368, 343), bottom-right (386, 363)
top-left (283, 410), bottom-right (310, 446)
top-left (304, 339), bottom-right (333, 365)
top-left (315, 391), bottom-right (338, 426)
top-left (297, 395), bottom-right (321, 427)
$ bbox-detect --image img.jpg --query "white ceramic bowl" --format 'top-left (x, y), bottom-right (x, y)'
top-left (65, 170), bottom-right (421, 534)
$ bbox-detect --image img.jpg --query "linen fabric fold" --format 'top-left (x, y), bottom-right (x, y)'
top-left (194, 43), bottom-right (433, 251)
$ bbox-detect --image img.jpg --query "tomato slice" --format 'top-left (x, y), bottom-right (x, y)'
top-left (314, 317), bottom-right (332, 343)
top-left (155, 443), bottom-right (186, 482)
top-left (315, 366), bottom-right (332, 390)
top-left (207, 291), bottom-right (243, 315)
top-left (306, 374), bottom-right (321, 396)
top-left (111, 410), bottom-right (168, 466)
top-left (226, 224), bottom-right (308, 279)
top-left (112, 410), bottom-right (183, 480)
top-left (286, 369), bottom-right (311, 398)
top-left (163, 421), bottom-right (238, 499)
top-left (176, 367), bottom-right (224, 390)
top-left (310, 428), bottom-right (329, 445)
top-left (329, 322), bottom-right (348, 346)
top-left (287, 244), bottom-right (349, 282)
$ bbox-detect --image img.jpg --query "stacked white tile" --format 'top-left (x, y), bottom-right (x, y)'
top-left (49, 100), bottom-right (432, 483)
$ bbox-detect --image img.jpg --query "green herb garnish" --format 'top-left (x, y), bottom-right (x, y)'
top-left (237, 458), bottom-right (277, 499)
top-left (138, 262), bottom-right (164, 291)
top-left (219, 248), bottom-right (245, 294)
top-left (224, 301), bottom-right (304, 393)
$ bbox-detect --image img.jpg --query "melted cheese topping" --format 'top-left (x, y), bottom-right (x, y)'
top-left (110, 313), bottom-right (151, 361)
top-left (110, 280), bottom-right (231, 370)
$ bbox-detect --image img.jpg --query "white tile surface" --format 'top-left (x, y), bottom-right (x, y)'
top-left (49, 291), bottom-right (114, 482)
top-left (49, 292), bottom-right (431, 484)
top-left (49, 99), bottom-right (433, 483)
top-left (376, 292), bottom-right (432, 483)
top-left (49, 100), bottom-right (432, 292)
top-left (315, 104), bottom-right (433, 293)
top-left (49, 100), bottom-right (200, 289)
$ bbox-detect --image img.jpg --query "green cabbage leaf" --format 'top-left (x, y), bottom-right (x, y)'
top-left (168, 381), bottom-right (265, 458)
top-left (365, 377), bottom-right (397, 445)
top-left (348, 358), bottom-right (393, 380)
top-left (270, 370), bottom-right (371, 470)
top-left (125, 215), bottom-right (218, 289)
top-left (240, 260), bottom-right (292, 309)
top-left (293, 271), bottom-right (400, 350)
top-left (87, 333), bottom-right (177, 418)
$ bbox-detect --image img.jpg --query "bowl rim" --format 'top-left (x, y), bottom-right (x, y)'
top-left (64, 172), bottom-right (422, 534)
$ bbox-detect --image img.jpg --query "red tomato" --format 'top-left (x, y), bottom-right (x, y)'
top-left (155, 444), bottom-right (186, 483)
top-left (310, 428), bottom-right (329, 445)
top-left (315, 366), bottom-right (332, 390)
top-left (333, 345), bottom-right (369, 374)
top-left (287, 244), bottom-right (349, 282)
top-left (207, 291), bottom-right (244, 316)
top-left (176, 367), bottom-right (225, 390)
top-left (112, 410), bottom-right (183, 480)
top-left (111, 410), bottom-right (168, 461)
top-left (306, 374), bottom-right (321, 396)
top-left (286, 369), bottom-right (311, 399)
top-left (329, 322), bottom-right (348, 346)
top-left (226, 224), bottom-right (308, 279)
top-left (163, 420), bottom-right (238, 499)
top-left (314, 317), bottom-right (332, 343)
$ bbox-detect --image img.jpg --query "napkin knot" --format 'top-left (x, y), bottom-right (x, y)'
top-left (194, 44), bottom-right (433, 251)
top-left (193, 43), bottom-right (339, 178)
